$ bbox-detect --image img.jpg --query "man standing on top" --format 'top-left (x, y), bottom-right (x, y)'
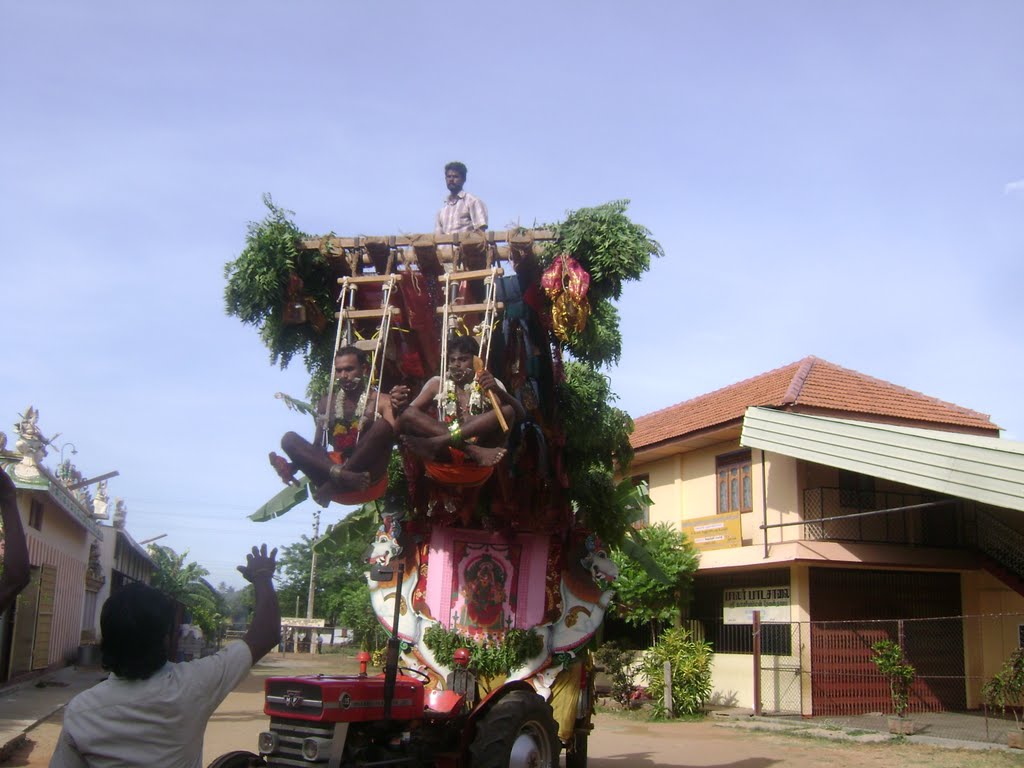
top-left (435, 161), bottom-right (488, 234)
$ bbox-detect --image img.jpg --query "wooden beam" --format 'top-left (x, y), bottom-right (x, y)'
top-left (302, 229), bottom-right (555, 251)
top-left (335, 307), bottom-right (402, 320)
top-left (439, 267), bottom-right (505, 282)
top-left (436, 302), bottom-right (505, 315)
top-left (338, 274), bottom-right (403, 285)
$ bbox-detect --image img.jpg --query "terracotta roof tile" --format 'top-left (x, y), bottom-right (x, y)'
top-left (631, 356), bottom-right (997, 449)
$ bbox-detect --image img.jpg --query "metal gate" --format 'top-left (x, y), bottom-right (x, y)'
top-left (758, 621), bottom-right (804, 715)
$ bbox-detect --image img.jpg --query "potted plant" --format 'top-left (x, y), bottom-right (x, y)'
top-left (870, 639), bottom-right (916, 735)
top-left (982, 648), bottom-right (1024, 748)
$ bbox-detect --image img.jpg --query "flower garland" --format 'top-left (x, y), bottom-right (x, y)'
top-left (332, 387), bottom-right (369, 455)
top-left (436, 377), bottom-right (487, 424)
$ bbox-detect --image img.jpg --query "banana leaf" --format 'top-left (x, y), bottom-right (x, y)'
top-left (314, 501), bottom-right (380, 555)
top-left (619, 530), bottom-right (672, 585)
top-left (250, 479), bottom-right (310, 522)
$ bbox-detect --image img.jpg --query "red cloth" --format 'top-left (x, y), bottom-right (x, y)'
top-left (326, 453), bottom-right (388, 504)
top-left (424, 448), bottom-right (494, 487)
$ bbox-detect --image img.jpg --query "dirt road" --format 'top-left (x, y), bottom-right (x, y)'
top-left (4, 653), bottom-right (1015, 768)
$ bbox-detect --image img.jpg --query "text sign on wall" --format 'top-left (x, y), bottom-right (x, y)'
top-left (723, 586), bottom-right (791, 625)
top-left (679, 512), bottom-right (742, 551)
top-left (280, 617), bottom-right (326, 628)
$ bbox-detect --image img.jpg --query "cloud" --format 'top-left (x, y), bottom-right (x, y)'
top-left (1005, 179), bottom-right (1024, 195)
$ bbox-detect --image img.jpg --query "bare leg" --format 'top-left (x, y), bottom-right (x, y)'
top-left (309, 420), bottom-right (396, 504)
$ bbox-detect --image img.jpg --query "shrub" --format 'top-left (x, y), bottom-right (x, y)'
top-left (870, 640), bottom-right (915, 718)
top-left (594, 641), bottom-right (642, 707)
top-left (982, 647), bottom-right (1024, 727)
top-left (639, 627), bottom-right (713, 718)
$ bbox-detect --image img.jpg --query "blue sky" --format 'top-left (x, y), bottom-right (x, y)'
top-left (2, 1), bottom-right (1022, 588)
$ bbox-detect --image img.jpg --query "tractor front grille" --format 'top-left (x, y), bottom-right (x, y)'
top-left (264, 718), bottom-right (335, 767)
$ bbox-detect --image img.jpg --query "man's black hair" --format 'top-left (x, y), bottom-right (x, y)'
top-left (100, 583), bottom-right (174, 679)
top-left (447, 335), bottom-right (480, 357)
top-left (444, 161), bottom-right (468, 178)
top-left (336, 345), bottom-right (369, 367)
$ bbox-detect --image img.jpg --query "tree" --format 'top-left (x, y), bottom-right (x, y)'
top-left (610, 523), bottom-right (700, 643)
top-left (148, 545), bottom-right (225, 641)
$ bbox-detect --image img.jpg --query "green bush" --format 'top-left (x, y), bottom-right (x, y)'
top-left (982, 647), bottom-right (1024, 726)
top-left (639, 627), bottom-right (713, 718)
top-left (870, 640), bottom-right (915, 718)
top-left (594, 641), bottom-right (642, 707)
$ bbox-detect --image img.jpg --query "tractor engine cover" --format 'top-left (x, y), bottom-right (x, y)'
top-left (264, 675), bottom-right (425, 723)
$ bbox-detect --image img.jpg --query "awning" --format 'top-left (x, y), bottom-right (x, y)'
top-left (740, 407), bottom-right (1024, 513)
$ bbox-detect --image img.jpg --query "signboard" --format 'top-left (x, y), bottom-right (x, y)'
top-left (723, 586), bottom-right (791, 625)
top-left (280, 617), bottom-right (326, 628)
top-left (679, 512), bottom-right (742, 551)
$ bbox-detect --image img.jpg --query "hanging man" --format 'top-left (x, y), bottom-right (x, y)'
top-left (398, 336), bottom-right (523, 481)
top-left (435, 161), bottom-right (488, 235)
top-left (270, 346), bottom-right (409, 506)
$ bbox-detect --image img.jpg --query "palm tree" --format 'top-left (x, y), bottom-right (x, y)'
top-left (147, 545), bottom-right (225, 641)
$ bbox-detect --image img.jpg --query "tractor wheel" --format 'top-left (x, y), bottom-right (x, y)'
top-left (206, 751), bottom-right (265, 768)
top-left (469, 689), bottom-right (560, 768)
top-left (565, 730), bottom-right (588, 768)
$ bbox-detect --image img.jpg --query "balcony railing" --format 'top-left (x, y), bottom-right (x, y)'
top-left (799, 487), bottom-right (966, 547)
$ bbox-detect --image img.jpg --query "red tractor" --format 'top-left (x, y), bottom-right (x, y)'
top-left (213, 565), bottom-right (595, 768)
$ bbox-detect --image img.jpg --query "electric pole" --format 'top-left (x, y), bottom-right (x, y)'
top-left (306, 508), bottom-right (320, 620)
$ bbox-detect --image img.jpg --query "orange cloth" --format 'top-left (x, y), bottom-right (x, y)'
top-left (326, 453), bottom-right (388, 504)
top-left (424, 448), bottom-right (494, 487)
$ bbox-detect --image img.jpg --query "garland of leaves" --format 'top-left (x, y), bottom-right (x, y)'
top-left (224, 195), bottom-right (337, 395)
top-left (422, 623), bottom-right (544, 679)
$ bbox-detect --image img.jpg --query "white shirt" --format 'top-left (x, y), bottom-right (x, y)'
top-left (435, 190), bottom-right (488, 234)
top-left (49, 641), bottom-right (252, 768)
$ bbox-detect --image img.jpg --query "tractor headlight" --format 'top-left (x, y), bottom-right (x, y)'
top-left (257, 731), bottom-right (278, 755)
top-left (302, 737), bottom-right (332, 762)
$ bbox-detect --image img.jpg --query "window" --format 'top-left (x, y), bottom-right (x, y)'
top-left (28, 499), bottom-right (44, 531)
top-left (631, 475), bottom-right (650, 527)
top-left (716, 450), bottom-right (752, 514)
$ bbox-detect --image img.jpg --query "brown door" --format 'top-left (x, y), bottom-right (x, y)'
top-left (31, 565), bottom-right (56, 669)
top-left (8, 566), bottom-right (40, 678)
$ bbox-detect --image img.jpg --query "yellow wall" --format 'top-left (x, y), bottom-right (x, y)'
top-left (961, 570), bottom-right (1024, 708)
top-left (642, 442), bottom-right (802, 551)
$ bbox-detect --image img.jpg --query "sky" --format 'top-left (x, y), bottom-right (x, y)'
top-left (2, 1), bottom-right (1022, 589)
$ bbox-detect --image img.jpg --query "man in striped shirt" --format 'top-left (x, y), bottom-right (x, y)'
top-left (435, 161), bottom-right (488, 234)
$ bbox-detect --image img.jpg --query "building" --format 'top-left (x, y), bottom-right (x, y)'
top-left (1, 418), bottom-right (104, 680)
top-left (629, 356), bottom-right (1024, 715)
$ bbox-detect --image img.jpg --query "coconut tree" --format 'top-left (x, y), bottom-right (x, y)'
top-left (147, 544), bottom-right (225, 641)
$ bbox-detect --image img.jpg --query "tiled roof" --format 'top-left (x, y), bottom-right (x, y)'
top-left (631, 356), bottom-right (998, 449)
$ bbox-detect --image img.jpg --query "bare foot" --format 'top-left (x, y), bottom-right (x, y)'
top-left (329, 465), bottom-right (370, 492)
top-left (401, 434), bottom-right (450, 462)
top-left (464, 444), bottom-right (507, 467)
top-left (269, 452), bottom-right (297, 485)
top-left (312, 481), bottom-right (337, 507)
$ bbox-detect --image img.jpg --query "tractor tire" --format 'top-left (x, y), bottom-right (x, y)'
top-left (565, 730), bottom-right (588, 768)
top-left (206, 751), bottom-right (265, 768)
top-left (469, 689), bottom-right (561, 768)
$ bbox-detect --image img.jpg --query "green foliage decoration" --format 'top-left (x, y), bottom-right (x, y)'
top-left (542, 199), bottom-right (662, 368)
top-left (422, 623), bottom-right (544, 679)
top-left (611, 523), bottom-right (700, 641)
top-left (223, 195), bottom-right (337, 394)
top-left (869, 639), bottom-right (916, 718)
top-left (639, 627), bottom-right (713, 718)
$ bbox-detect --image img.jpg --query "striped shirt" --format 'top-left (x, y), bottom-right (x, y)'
top-left (435, 191), bottom-right (488, 234)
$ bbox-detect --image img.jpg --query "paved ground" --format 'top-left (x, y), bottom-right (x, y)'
top-left (2, 653), bottom-right (1022, 767)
